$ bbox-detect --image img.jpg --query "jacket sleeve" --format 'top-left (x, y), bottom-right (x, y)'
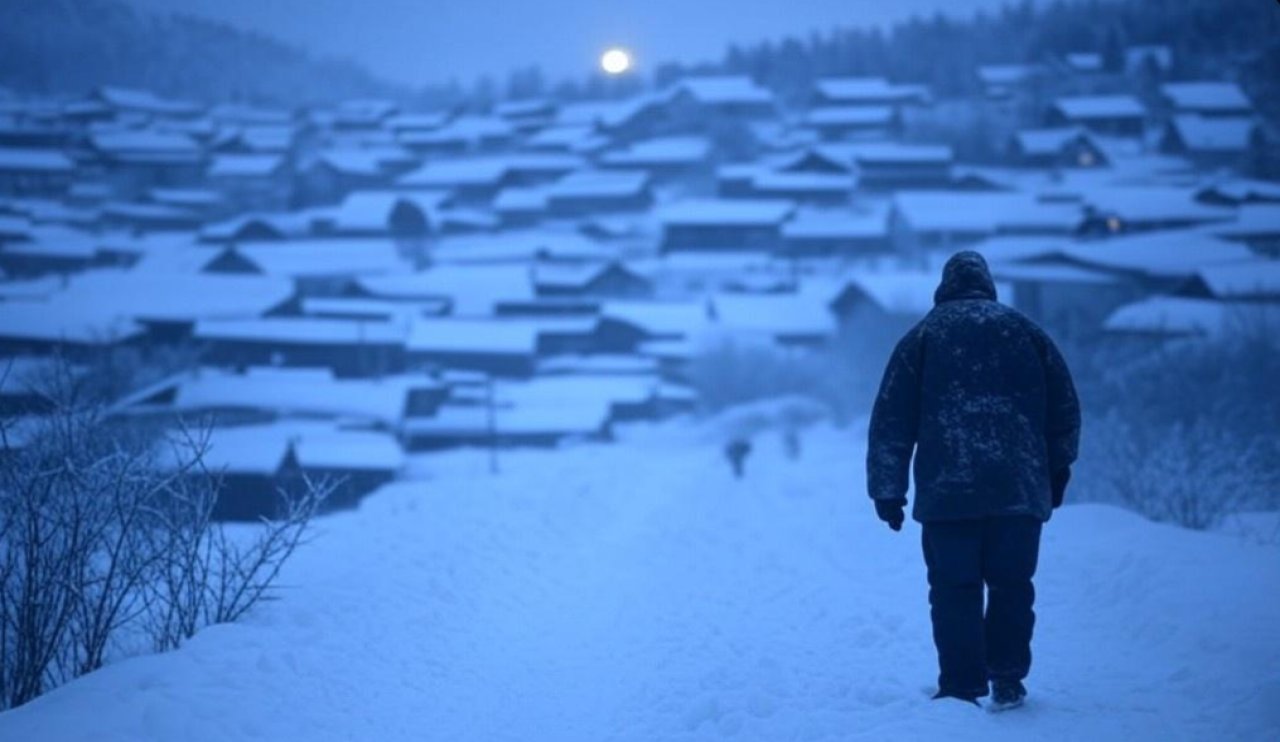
top-left (866, 326), bottom-right (924, 504)
top-left (1035, 329), bottom-right (1081, 474)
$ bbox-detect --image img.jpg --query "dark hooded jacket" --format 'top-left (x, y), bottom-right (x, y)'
top-left (866, 251), bottom-right (1081, 523)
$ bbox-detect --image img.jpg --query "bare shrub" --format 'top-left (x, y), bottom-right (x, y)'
top-left (1071, 305), bottom-right (1280, 529)
top-left (0, 367), bottom-right (327, 710)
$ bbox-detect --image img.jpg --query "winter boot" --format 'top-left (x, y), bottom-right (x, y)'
top-left (987, 679), bottom-right (1027, 712)
top-left (931, 689), bottom-right (982, 707)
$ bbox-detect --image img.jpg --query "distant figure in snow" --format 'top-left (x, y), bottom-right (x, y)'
top-left (866, 251), bottom-right (1080, 711)
top-left (725, 437), bottom-right (752, 479)
top-left (783, 428), bottom-right (802, 460)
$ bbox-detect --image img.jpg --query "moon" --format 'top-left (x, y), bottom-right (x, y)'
top-left (600, 48), bottom-right (632, 75)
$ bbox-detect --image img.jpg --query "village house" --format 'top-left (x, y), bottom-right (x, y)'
top-left (87, 129), bottom-right (206, 196)
top-left (1159, 115), bottom-right (1257, 171)
top-left (1160, 82), bottom-right (1254, 118)
top-left (1008, 128), bottom-right (1108, 169)
top-left (0, 146), bottom-right (76, 196)
top-left (659, 198), bottom-right (796, 252)
top-left (1047, 95), bottom-right (1147, 137)
top-left (194, 317), bottom-right (406, 378)
top-left (207, 153), bottom-right (292, 211)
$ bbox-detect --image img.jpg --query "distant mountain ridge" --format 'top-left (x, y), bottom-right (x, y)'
top-left (0, 0), bottom-right (407, 107)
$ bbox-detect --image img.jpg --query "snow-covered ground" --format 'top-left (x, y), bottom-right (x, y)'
top-left (1, 421), bottom-right (1277, 741)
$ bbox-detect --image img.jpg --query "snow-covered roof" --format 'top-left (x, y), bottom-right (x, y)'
top-left (316, 150), bottom-right (387, 177)
top-left (672, 76), bottom-right (773, 106)
top-left (978, 65), bottom-right (1040, 86)
top-left (1103, 297), bottom-right (1229, 337)
top-left (0, 147), bottom-right (74, 173)
top-left (332, 190), bottom-right (451, 233)
top-left (659, 199), bottom-right (795, 227)
top-left (1013, 127), bottom-right (1096, 156)
top-left (1185, 260), bottom-right (1280, 300)
top-left (600, 301), bottom-right (711, 337)
top-left (121, 368), bottom-right (425, 425)
top-left (403, 401), bottom-right (610, 437)
top-left (847, 142), bottom-right (952, 165)
top-left (0, 299), bottom-right (146, 344)
top-left (230, 239), bottom-right (408, 278)
top-left (54, 270), bottom-right (295, 323)
top-left (547, 170), bottom-right (650, 199)
top-left (709, 293), bottom-right (836, 338)
top-left (89, 130), bottom-right (203, 163)
top-left (781, 207), bottom-right (889, 240)
top-left (989, 262), bottom-right (1121, 285)
top-left (493, 186), bottom-right (550, 213)
top-left (1160, 82), bottom-right (1252, 114)
top-left (1065, 53), bottom-right (1103, 72)
top-left (396, 157), bottom-right (509, 188)
top-left (400, 116), bottom-right (514, 146)
top-left (530, 261), bottom-right (616, 290)
top-left (149, 188), bottom-right (224, 208)
top-left (407, 317), bottom-right (592, 354)
top-left (357, 264), bottom-right (535, 314)
top-left (1209, 204), bottom-right (1280, 239)
top-left (1053, 95), bottom-right (1146, 120)
top-left (172, 421), bottom-right (404, 474)
top-left (208, 153), bottom-right (284, 178)
top-left (598, 137), bottom-right (711, 167)
top-left (893, 191), bottom-right (1081, 234)
top-left (804, 106), bottom-right (895, 127)
top-left (1167, 115), bottom-right (1255, 153)
top-left (1056, 231), bottom-right (1254, 278)
top-left (428, 229), bottom-right (614, 265)
top-left (554, 94), bottom-right (661, 129)
top-left (386, 112), bottom-right (450, 131)
top-left (1084, 186), bottom-right (1234, 224)
top-left (813, 77), bottom-right (927, 103)
top-left (750, 172), bottom-right (855, 194)
top-left (836, 272), bottom-right (939, 316)
top-left (94, 86), bottom-right (199, 116)
top-left (194, 317), bottom-right (406, 346)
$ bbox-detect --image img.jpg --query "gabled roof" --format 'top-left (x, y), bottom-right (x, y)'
top-left (58, 270), bottom-right (296, 323)
top-left (1052, 95), bottom-right (1146, 121)
top-left (659, 199), bottom-right (795, 227)
top-left (598, 136), bottom-right (711, 167)
top-left (0, 147), bottom-right (75, 173)
top-left (229, 239), bottom-right (408, 279)
top-left (208, 153), bottom-right (284, 178)
top-left (1160, 82), bottom-right (1252, 114)
top-left (813, 77), bottom-right (929, 104)
top-left (804, 106), bottom-right (895, 127)
top-left (1182, 260), bottom-right (1280, 300)
top-left (1166, 115), bottom-right (1255, 153)
top-left (671, 76), bottom-right (773, 105)
top-left (1013, 127), bottom-right (1098, 156)
top-left (194, 317), bottom-right (406, 346)
top-left (547, 170), bottom-right (650, 199)
top-left (332, 190), bottom-right (451, 233)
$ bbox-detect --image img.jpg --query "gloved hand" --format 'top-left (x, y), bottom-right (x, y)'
top-left (1051, 467), bottom-right (1071, 509)
top-left (874, 499), bottom-right (906, 532)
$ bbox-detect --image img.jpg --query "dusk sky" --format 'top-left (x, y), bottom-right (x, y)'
top-left (130, 0), bottom-right (1024, 87)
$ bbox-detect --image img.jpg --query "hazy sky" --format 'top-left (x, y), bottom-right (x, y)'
top-left (131, 0), bottom-right (1020, 88)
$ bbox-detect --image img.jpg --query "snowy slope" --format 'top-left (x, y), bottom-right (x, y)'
top-left (1, 423), bottom-right (1277, 741)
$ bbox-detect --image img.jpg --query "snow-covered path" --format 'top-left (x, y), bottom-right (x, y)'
top-left (1, 424), bottom-right (1278, 741)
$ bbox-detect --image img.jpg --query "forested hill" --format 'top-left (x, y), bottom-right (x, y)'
top-left (0, 0), bottom-right (406, 106)
top-left (652, 0), bottom-right (1280, 121)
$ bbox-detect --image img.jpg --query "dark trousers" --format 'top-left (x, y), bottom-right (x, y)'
top-left (921, 517), bottom-right (1042, 698)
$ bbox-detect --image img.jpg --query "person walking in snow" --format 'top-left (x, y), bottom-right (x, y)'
top-left (725, 437), bottom-right (752, 479)
top-left (866, 250), bottom-right (1080, 711)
